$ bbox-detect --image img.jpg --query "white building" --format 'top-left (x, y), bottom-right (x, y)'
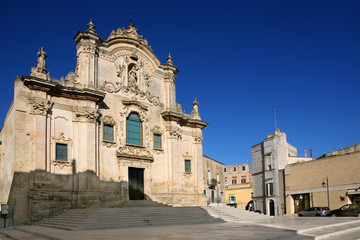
top-left (251, 129), bottom-right (312, 215)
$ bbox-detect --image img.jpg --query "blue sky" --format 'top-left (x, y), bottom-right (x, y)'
top-left (1, 0), bottom-right (359, 165)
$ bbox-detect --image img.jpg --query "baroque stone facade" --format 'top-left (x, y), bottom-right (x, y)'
top-left (0, 20), bottom-right (215, 226)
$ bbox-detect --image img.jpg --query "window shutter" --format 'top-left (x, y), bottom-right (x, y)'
top-left (103, 124), bottom-right (114, 141)
top-left (56, 143), bottom-right (67, 161)
top-left (154, 134), bottom-right (161, 149)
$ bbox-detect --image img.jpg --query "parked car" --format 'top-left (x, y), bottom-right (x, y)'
top-left (330, 203), bottom-right (360, 217)
top-left (298, 207), bottom-right (330, 217)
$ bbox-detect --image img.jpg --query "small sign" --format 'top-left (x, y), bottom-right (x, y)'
top-left (1, 204), bottom-right (9, 215)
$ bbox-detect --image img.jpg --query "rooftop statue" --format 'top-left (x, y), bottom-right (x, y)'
top-left (37, 47), bottom-right (47, 72)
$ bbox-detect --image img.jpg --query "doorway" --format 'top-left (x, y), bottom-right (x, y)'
top-left (269, 200), bottom-right (275, 216)
top-left (128, 167), bottom-right (144, 200)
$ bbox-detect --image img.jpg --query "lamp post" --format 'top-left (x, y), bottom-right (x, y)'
top-left (321, 176), bottom-right (329, 209)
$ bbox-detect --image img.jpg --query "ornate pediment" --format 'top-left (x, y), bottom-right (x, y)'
top-left (107, 23), bottom-right (149, 47)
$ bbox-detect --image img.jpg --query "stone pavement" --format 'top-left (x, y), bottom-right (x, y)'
top-left (0, 206), bottom-right (359, 240)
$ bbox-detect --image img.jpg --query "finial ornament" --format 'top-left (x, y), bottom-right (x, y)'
top-left (193, 98), bottom-right (199, 107)
top-left (37, 47), bottom-right (47, 72)
top-left (167, 52), bottom-right (173, 65)
top-left (87, 19), bottom-right (95, 33)
top-left (191, 98), bottom-right (201, 120)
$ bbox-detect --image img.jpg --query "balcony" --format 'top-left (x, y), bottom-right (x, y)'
top-left (208, 178), bottom-right (217, 189)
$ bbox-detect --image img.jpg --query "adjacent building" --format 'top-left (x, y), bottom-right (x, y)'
top-left (285, 143), bottom-right (360, 214)
top-left (224, 163), bottom-right (253, 209)
top-left (203, 156), bottom-right (225, 205)
top-left (0, 20), bottom-right (220, 226)
top-left (251, 129), bottom-right (313, 216)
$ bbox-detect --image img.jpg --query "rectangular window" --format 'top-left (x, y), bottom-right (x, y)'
top-left (225, 179), bottom-right (227, 185)
top-left (185, 160), bottom-right (191, 173)
top-left (232, 179), bottom-right (237, 185)
top-left (224, 168), bottom-right (227, 172)
top-left (242, 166), bottom-right (246, 171)
top-left (56, 143), bottom-right (67, 161)
top-left (103, 124), bottom-right (114, 142)
top-left (266, 183), bottom-right (274, 196)
top-left (153, 134), bottom-right (161, 149)
top-left (241, 178), bottom-right (246, 184)
top-left (233, 167), bottom-right (236, 171)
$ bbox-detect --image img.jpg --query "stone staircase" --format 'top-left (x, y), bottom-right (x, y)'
top-left (204, 205), bottom-right (273, 222)
top-left (37, 201), bottom-right (224, 230)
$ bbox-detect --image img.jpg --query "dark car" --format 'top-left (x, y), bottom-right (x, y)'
top-left (330, 203), bottom-right (360, 217)
top-left (298, 207), bottom-right (330, 217)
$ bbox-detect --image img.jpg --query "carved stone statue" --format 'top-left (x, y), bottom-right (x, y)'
top-left (116, 64), bottom-right (124, 78)
top-left (128, 65), bottom-right (138, 85)
top-left (37, 47), bottom-right (47, 71)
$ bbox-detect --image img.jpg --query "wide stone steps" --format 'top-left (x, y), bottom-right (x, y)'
top-left (204, 206), bottom-right (273, 222)
top-left (38, 206), bottom-right (224, 230)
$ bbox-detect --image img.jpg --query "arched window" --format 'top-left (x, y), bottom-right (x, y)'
top-left (127, 112), bottom-right (142, 146)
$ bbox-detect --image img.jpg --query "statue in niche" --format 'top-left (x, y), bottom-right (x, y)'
top-left (37, 47), bottom-right (47, 71)
top-left (128, 64), bottom-right (139, 85)
top-left (116, 64), bottom-right (124, 78)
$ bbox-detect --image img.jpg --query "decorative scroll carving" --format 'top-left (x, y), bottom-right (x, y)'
top-left (117, 145), bottom-right (153, 160)
top-left (146, 92), bottom-right (163, 107)
top-left (104, 82), bottom-right (163, 107)
top-left (183, 172), bottom-right (193, 178)
top-left (183, 152), bottom-right (192, 160)
top-left (52, 132), bottom-right (72, 143)
top-left (102, 115), bottom-right (116, 126)
top-left (102, 141), bottom-right (117, 148)
top-left (153, 126), bottom-right (162, 135)
top-left (30, 98), bottom-right (54, 115)
top-left (51, 160), bottom-right (72, 169)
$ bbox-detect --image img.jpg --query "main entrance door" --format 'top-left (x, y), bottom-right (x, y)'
top-left (269, 200), bottom-right (275, 216)
top-left (128, 167), bottom-right (144, 200)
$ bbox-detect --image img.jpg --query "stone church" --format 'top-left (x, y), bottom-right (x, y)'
top-left (0, 20), bottom-right (216, 225)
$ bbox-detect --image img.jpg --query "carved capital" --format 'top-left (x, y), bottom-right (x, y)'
top-left (29, 98), bottom-right (54, 115)
top-left (75, 108), bottom-right (101, 123)
top-left (194, 134), bottom-right (204, 144)
top-left (169, 127), bottom-right (182, 140)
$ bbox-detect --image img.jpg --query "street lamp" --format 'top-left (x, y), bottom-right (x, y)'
top-left (321, 176), bottom-right (330, 209)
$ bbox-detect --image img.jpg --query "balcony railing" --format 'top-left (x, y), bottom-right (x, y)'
top-left (208, 178), bottom-right (217, 189)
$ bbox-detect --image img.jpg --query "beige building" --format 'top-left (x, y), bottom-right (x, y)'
top-left (203, 156), bottom-right (225, 205)
top-left (224, 163), bottom-right (252, 186)
top-left (0, 20), bottom-right (220, 226)
top-left (224, 163), bottom-right (253, 209)
top-left (285, 143), bottom-right (360, 214)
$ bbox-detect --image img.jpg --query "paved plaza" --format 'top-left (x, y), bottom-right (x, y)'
top-left (0, 213), bottom-right (359, 240)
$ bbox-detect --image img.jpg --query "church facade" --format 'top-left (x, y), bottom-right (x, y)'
top-left (0, 20), bottom-right (211, 225)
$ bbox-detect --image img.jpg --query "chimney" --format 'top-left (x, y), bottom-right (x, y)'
top-left (304, 149), bottom-right (307, 157)
top-left (310, 149), bottom-right (313, 157)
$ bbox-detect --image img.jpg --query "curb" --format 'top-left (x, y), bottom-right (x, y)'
top-left (297, 219), bottom-right (360, 234)
top-left (314, 226), bottom-right (360, 240)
